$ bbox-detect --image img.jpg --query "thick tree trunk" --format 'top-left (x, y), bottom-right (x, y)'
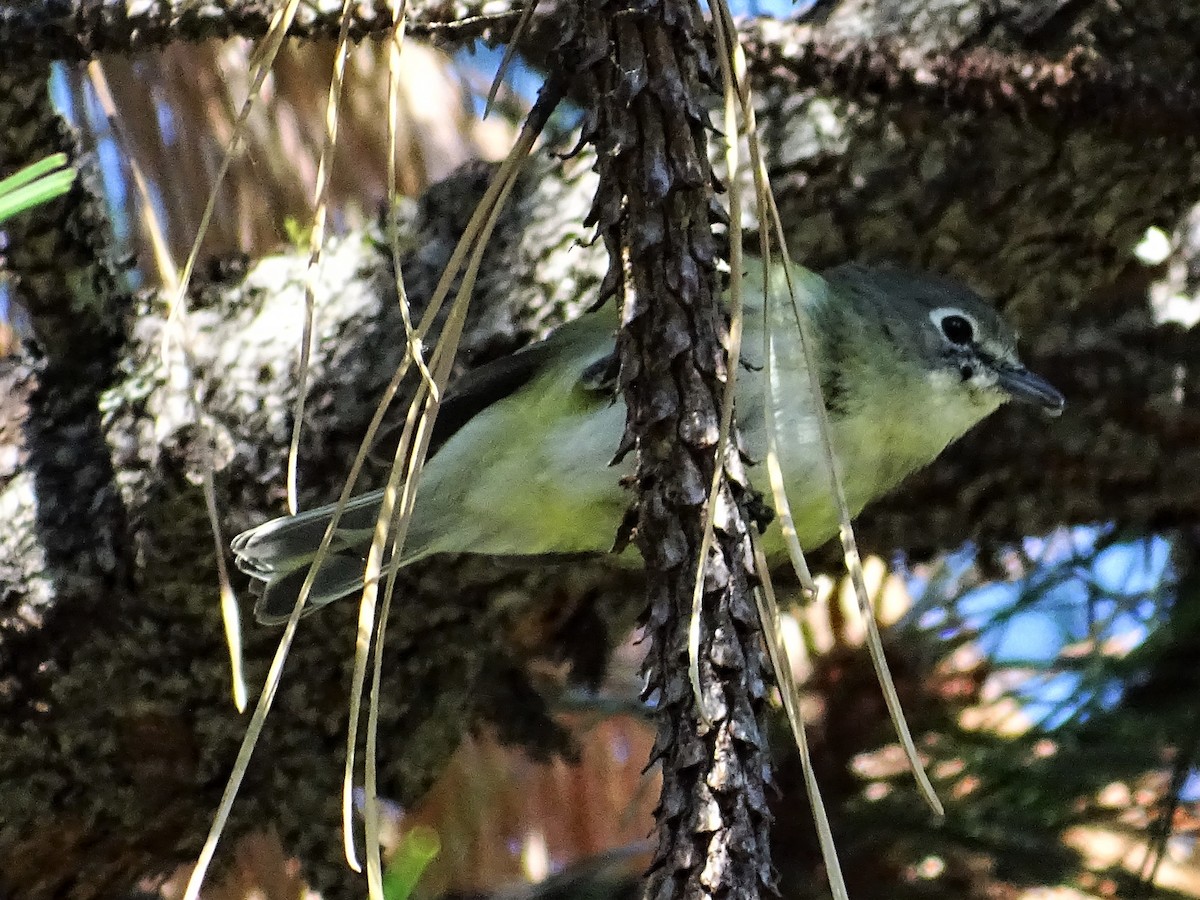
top-left (2, 1), bottom-right (1199, 896)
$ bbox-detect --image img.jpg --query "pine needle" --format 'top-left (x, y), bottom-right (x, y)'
top-left (182, 274), bottom-right (422, 900)
top-left (712, 0), bottom-right (944, 844)
top-left (205, 471), bottom-right (248, 713)
top-left (751, 533), bottom-right (850, 900)
top-left (87, 59), bottom-right (248, 712)
top-left (362, 244), bottom-right (471, 899)
top-left (483, 0), bottom-right (540, 120)
top-left (164, 0), bottom-right (304, 366)
top-left (340, 1), bottom-right (425, 869)
top-left (385, 2), bottom-right (437, 402)
top-left (344, 89), bottom-right (560, 896)
top-left (759, 193), bottom-right (944, 816)
top-left (286, 0), bottom-right (357, 516)
top-left (688, 0), bottom-right (747, 729)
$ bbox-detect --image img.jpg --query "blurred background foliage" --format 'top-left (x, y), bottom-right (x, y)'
top-left (0, 38), bottom-right (520, 354)
top-left (3, 3), bottom-right (1198, 899)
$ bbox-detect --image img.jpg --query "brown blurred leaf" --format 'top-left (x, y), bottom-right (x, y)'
top-left (78, 40), bottom-right (518, 282)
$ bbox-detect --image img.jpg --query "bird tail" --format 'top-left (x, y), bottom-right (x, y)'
top-left (231, 489), bottom-right (399, 624)
top-left (248, 553), bottom-right (372, 624)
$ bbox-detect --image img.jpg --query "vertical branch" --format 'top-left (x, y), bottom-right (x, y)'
top-left (558, 2), bottom-right (774, 897)
top-left (0, 61), bottom-right (138, 898)
top-left (0, 62), bottom-right (134, 607)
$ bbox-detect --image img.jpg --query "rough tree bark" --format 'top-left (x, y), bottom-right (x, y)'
top-left (1, 0), bottom-right (1198, 897)
top-left (558, 2), bottom-right (773, 897)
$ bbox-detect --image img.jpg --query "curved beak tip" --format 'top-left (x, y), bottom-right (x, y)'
top-left (997, 365), bottom-right (1065, 417)
top-left (1043, 396), bottom-right (1066, 418)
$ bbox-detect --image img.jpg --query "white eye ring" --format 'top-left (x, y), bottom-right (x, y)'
top-left (929, 307), bottom-right (978, 345)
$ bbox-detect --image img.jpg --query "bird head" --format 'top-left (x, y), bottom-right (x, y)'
top-left (823, 263), bottom-right (1065, 418)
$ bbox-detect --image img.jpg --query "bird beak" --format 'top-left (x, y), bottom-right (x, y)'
top-left (994, 362), bottom-right (1065, 417)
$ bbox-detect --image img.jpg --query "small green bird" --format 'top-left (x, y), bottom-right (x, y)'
top-left (233, 260), bottom-right (1063, 623)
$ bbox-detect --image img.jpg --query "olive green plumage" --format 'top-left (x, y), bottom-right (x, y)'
top-left (232, 259), bottom-right (1063, 624)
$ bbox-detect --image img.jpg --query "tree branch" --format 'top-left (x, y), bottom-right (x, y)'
top-left (0, 0), bottom-right (523, 60)
top-left (5, 1), bottom-right (1200, 896)
top-left (560, 2), bottom-right (774, 897)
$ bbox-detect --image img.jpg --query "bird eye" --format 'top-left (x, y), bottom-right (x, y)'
top-left (941, 314), bottom-right (974, 345)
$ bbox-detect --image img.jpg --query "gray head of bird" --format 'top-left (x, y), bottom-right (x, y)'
top-left (823, 262), bottom-right (1065, 419)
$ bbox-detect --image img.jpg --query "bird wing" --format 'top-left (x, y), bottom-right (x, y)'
top-left (427, 342), bottom-right (558, 456)
top-left (235, 308), bottom-right (622, 623)
top-left (428, 314), bottom-right (619, 456)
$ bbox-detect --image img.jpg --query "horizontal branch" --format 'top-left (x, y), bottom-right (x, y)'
top-left (6, 0), bottom-right (1200, 148)
top-left (0, 0), bottom-right (522, 60)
